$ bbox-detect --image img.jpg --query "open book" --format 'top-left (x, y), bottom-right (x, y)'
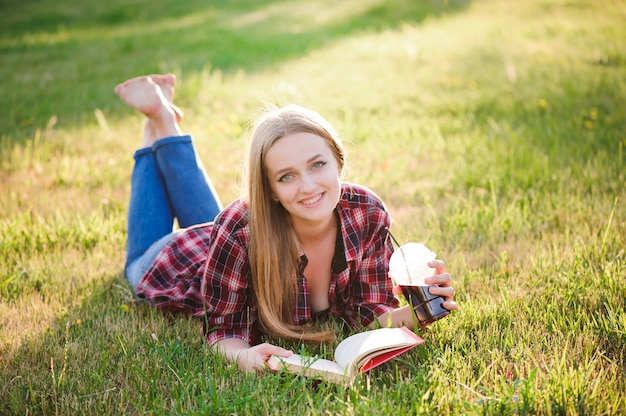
top-left (267, 327), bottom-right (424, 384)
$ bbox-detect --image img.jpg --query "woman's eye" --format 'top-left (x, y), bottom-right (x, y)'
top-left (279, 173), bottom-right (294, 182)
top-left (313, 161), bottom-right (327, 169)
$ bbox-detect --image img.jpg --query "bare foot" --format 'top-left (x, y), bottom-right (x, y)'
top-left (115, 75), bottom-right (182, 146)
top-left (149, 74), bottom-right (183, 122)
top-left (115, 75), bottom-right (171, 119)
top-left (138, 74), bottom-right (182, 146)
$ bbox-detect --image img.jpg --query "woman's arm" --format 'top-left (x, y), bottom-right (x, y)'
top-left (214, 338), bottom-right (293, 373)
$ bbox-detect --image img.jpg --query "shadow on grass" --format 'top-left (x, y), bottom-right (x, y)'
top-left (0, 0), bottom-right (471, 143)
top-left (0, 272), bottom-right (217, 414)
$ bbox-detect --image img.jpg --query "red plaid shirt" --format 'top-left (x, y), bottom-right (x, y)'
top-left (136, 183), bottom-right (398, 345)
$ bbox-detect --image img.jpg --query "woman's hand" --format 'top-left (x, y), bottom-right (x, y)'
top-left (391, 259), bottom-right (458, 312)
top-left (235, 343), bottom-right (293, 373)
top-left (215, 338), bottom-right (293, 373)
top-left (424, 259), bottom-right (458, 311)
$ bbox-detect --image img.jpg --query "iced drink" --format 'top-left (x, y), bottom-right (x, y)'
top-left (388, 243), bottom-right (449, 326)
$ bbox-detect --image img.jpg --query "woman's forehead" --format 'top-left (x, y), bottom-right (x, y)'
top-left (266, 133), bottom-right (332, 168)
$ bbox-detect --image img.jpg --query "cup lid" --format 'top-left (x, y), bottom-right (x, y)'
top-left (388, 243), bottom-right (437, 285)
top-left (389, 243), bottom-right (436, 267)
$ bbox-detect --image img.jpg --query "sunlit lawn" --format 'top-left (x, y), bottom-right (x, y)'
top-left (1, 0), bottom-right (624, 414)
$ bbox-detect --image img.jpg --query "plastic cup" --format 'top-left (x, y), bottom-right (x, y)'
top-left (388, 243), bottom-right (449, 326)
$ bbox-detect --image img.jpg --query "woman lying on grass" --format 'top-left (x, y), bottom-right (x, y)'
top-left (115, 74), bottom-right (458, 372)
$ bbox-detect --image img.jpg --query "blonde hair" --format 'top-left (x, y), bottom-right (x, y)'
top-left (245, 104), bottom-right (346, 343)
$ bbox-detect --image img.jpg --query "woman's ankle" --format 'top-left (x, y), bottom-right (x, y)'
top-left (150, 105), bottom-right (183, 139)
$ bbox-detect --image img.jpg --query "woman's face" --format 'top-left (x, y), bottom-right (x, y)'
top-left (265, 132), bottom-right (342, 229)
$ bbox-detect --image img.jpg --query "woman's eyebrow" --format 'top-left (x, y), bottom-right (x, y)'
top-left (273, 154), bottom-right (324, 177)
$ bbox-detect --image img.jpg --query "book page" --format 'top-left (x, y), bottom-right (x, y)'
top-left (273, 354), bottom-right (345, 376)
top-left (334, 327), bottom-right (422, 374)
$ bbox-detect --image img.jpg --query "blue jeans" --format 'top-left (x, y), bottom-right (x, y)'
top-left (124, 135), bottom-right (222, 290)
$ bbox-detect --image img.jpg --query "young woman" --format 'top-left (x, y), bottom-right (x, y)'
top-left (115, 74), bottom-right (457, 373)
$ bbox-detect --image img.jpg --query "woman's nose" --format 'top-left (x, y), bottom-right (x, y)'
top-left (299, 173), bottom-right (316, 192)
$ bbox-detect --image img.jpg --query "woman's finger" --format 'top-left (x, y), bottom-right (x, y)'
top-left (428, 284), bottom-right (455, 298)
top-left (424, 272), bottom-right (452, 287)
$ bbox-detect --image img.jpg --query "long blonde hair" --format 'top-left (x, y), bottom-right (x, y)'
top-left (245, 104), bottom-right (346, 343)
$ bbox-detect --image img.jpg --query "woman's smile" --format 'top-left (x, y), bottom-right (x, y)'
top-left (300, 192), bottom-right (325, 206)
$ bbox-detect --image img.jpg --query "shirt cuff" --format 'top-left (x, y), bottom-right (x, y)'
top-left (205, 328), bottom-right (250, 346)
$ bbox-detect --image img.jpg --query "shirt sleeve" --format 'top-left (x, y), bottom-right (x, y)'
top-left (135, 226), bottom-right (212, 315)
top-left (344, 206), bottom-right (398, 327)
top-left (201, 220), bottom-right (257, 345)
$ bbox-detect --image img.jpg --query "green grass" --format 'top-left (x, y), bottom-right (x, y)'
top-left (1, 0), bottom-right (625, 414)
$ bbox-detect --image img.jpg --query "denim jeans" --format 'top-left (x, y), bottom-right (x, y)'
top-left (124, 135), bottom-right (222, 290)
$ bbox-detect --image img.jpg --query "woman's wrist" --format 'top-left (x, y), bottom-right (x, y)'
top-left (215, 338), bottom-right (251, 367)
top-left (232, 348), bottom-right (248, 368)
